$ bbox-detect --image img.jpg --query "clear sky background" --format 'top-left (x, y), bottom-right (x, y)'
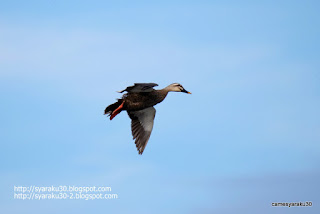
top-left (1, 0), bottom-right (319, 213)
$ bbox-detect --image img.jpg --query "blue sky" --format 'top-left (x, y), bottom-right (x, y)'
top-left (1, 0), bottom-right (319, 213)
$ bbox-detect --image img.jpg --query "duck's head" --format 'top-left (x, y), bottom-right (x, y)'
top-left (166, 83), bottom-right (191, 94)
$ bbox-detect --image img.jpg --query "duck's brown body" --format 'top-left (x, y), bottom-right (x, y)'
top-left (104, 89), bottom-right (169, 117)
top-left (122, 90), bottom-right (169, 111)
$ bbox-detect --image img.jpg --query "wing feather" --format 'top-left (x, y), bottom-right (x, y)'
top-left (118, 83), bottom-right (158, 93)
top-left (127, 107), bottom-right (156, 154)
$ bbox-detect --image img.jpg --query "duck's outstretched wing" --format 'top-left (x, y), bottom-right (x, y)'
top-left (118, 83), bottom-right (158, 93)
top-left (127, 107), bottom-right (156, 154)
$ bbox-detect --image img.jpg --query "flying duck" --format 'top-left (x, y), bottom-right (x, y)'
top-left (104, 83), bottom-right (191, 154)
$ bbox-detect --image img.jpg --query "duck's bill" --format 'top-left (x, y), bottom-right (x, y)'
top-left (182, 89), bottom-right (192, 94)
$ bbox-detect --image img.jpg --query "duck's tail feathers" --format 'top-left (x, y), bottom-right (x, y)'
top-left (104, 99), bottom-right (124, 120)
